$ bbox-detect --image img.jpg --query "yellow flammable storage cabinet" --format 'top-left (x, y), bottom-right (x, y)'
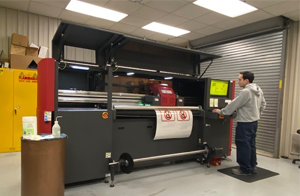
top-left (0, 68), bottom-right (37, 153)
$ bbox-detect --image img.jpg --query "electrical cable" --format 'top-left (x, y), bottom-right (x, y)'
top-left (111, 43), bottom-right (121, 60)
top-left (97, 73), bottom-right (102, 80)
top-left (106, 43), bottom-right (113, 65)
top-left (113, 65), bottom-right (119, 72)
top-left (222, 157), bottom-right (232, 162)
top-left (199, 59), bottom-right (213, 79)
top-left (58, 61), bottom-right (67, 70)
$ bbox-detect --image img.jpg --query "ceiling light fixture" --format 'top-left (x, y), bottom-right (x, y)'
top-left (70, 65), bottom-right (89, 70)
top-left (164, 77), bottom-right (173, 80)
top-left (66, 0), bottom-right (128, 22)
top-left (193, 0), bottom-right (257, 18)
top-left (127, 72), bottom-right (135, 76)
top-left (142, 22), bottom-right (190, 37)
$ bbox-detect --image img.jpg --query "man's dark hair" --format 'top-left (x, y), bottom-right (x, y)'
top-left (240, 71), bottom-right (254, 83)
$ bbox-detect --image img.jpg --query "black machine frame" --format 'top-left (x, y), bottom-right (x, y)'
top-left (51, 21), bottom-right (235, 186)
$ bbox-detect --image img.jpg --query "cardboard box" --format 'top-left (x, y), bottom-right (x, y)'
top-left (10, 44), bottom-right (26, 55)
top-left (10, 54), bottom-right (42, 70)
top-left (26, 47), bottom-right (38, 57)
top-left (30, 43), bottom-right (38, 48)
top-left (11, 33), bottom-right (28, 47)
top-left (1, 58), bottom-right (10, 68)
top-left (38, 46), bottom-right (48, 58)
top-left (2, 58), bottom-right (10, 63)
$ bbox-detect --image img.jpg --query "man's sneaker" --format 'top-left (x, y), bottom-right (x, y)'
top-left (231, 168), bottom-right (251, 176)
top-left (252, 166), bottom-right (257, 174)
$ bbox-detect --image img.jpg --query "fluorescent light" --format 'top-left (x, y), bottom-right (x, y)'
top-left (66, 0), bottom-right (128, 22)
top-left (114, 75), bottom-right (119, 77)
top-left (193, 0), bottom-right (257, 18)
top-left (142, 22), bottom-right (190, 37)
top-left (70, 65), bottom-right (89, 70)
top-left (164, 77), bottom-right (173, 80)
top-left (127, 72), bottom-right (135, 76)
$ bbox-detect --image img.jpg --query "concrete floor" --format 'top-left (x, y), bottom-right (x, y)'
top-left (0, 149), bottom-right (299, 196)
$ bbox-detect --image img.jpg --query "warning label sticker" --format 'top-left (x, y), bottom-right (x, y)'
top-left (161, 110), bottom-right (175, 122)
top-left (161, 89), bottom-right (173, 94)
top-left (177, 110), bottom-right (190, 121)
top-left (19, 72), bottom-right (38, 83)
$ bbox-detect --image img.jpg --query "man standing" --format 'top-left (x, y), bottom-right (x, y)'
top-left (212, 71), bottom-right (266, 175)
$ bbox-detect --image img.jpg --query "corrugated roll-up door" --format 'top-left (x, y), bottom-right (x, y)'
top-left (199, 31), bottom-right (285, 156)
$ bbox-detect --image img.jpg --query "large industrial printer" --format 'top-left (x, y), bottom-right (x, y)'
top-left (37, 22), bottom-right (236, 187)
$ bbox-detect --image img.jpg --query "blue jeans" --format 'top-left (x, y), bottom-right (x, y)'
top-left (235, 121), bottom-right (258, 174)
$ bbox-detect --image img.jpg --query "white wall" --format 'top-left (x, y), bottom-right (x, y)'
top-left (280, 21), bottom-right (300, 159)
top-left (0, 6), bottom-right (60, 59)
top-left (0, 6), bottom-right (95, 63)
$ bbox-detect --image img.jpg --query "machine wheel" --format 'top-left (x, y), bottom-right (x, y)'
top-left (202, 144), bottom-right (210, 162)
top-left (119, 153), bottom-right (134, 174)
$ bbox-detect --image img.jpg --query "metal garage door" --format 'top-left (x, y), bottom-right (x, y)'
top-left (199, 31), bottom-right (286, 157)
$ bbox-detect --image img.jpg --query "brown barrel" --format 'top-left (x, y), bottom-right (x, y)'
top-left (21, 138), bottom-right (66, 196)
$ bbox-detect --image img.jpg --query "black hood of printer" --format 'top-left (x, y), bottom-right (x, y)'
top-left (52, 21), bottom-right (221, 76)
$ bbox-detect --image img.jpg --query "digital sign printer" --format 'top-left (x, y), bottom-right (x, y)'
top-left (37, 21), bottom-right (236, 186)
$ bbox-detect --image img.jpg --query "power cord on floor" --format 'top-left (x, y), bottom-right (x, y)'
top-left (222, 157), bottom-right (232, 162)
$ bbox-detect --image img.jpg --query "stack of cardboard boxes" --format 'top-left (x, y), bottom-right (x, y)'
top-left (10, 33), bottom-right (43, 69)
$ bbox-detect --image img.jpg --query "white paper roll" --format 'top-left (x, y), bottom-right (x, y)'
top-left (154, 109), bottom-right (193, 140)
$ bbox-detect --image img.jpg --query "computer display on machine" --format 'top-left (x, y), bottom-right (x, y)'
top-left (210, 80), bottom-right (228, 96)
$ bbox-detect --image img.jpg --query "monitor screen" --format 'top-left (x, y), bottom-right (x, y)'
top-left (210, 80), bottom-right (228, 96)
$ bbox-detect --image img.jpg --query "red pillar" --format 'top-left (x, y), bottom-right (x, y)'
top-left (228, 80), bottom-right (235, 156)
top-left (37, 58), bottom-right (56, 134)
